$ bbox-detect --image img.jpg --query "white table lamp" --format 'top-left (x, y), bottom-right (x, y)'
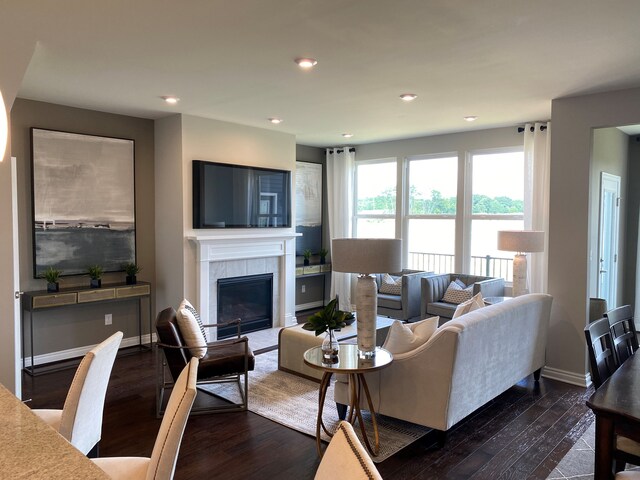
top-left (497, 230), bottom-right (544, 297)
top-left (331, 238), bottom-right (402, 357)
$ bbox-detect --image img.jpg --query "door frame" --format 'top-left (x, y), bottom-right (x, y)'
top-left (597, 172), bottom-right (621, 308)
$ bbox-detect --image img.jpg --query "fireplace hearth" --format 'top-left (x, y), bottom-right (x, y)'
top-left (217, 273), bottom-right (273, 339)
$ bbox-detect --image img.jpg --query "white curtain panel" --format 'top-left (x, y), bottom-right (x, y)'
top-left (326, 147), bottom-right (354, 309)
top-left (524, 122), bottom-right (551, 293)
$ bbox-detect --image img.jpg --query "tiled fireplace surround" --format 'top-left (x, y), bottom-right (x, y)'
top-left (187, 232), bottom-right (300, 340)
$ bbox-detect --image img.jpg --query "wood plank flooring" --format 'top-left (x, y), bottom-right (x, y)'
top-left (22, 347), bottom-right (593, 480)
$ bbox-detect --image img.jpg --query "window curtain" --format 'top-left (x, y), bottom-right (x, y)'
top-left (326, 147), bottom-right (354, 310)
top-left (524, 122), bottom-right (551, 293)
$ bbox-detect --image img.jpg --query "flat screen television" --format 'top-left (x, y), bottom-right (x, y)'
top-left (193, 160), bottom-right (292, 229)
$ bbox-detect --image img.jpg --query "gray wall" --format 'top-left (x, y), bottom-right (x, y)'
top-left (10, 99), bottom-right (155, 355)
top-left (548, 87), bottom-right (640, 385)
top-left (625, 136), bottom-right (640, 311)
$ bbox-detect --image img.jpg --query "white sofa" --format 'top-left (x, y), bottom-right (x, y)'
top-left (334, 293), bottom-right (552, 435)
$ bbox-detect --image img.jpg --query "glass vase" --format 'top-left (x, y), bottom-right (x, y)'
top-left (322, 329), bottom-right (339, 364)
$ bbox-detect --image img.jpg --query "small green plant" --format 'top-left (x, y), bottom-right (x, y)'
top-left (302, 298), bottom-right (354, 336)
top-left (87, 264), bottom-right (104, 280)
top-left (319, 248), bottom-right (329, 259)
top-left (41, 267), bottom-right (61, 284)
top-left (303, 249), bottom-right (312, 260)
top-left (123, 262), bottom-right (141, 276)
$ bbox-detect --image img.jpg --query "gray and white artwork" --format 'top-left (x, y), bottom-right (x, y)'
top-left (31, 128), bottom-right (136, 277)
top-left (295, 161), bottom-right (322, 256)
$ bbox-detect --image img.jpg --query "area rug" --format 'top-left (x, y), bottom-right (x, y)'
top-left (210, 349), bottom-right (430, 462)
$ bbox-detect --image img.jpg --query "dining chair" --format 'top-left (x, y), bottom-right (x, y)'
top-left (315, 421), bottom-right (382, 480)
top-left (32, 331), bottom-right (123, 457)
top-left (585, 318), bottom-right (640, 472)
top-left (92, 357), bottom-right (198, 480)
top-left (606, 305), bottom-right (639, 365)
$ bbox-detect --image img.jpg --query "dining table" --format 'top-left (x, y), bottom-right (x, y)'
top-left (586, 350), bottom-right (640, 480)
top-left (0, 382), bottom-right (109, 479)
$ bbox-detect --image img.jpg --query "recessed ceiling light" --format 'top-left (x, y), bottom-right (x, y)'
top-left (295, 58), bottom-right (318, 69)
top-left (342, 133), bottom-right (353, 138)
top-left (399, 93), bottom-right (417, 102)
top-left (161, 96), bottom-right (180, 104)
top-left (464, 116), bottom-right (478, 122)
top-left (268, 117), bottom-right (283, 124)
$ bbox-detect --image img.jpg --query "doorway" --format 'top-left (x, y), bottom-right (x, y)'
top-left (597, 172), bottom-right (621, 308)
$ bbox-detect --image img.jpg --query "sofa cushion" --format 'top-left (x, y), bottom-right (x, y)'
top-left (452, 292), bottom-right (485, 319)
top-left (176, 299), bottom-right (207, 358)
top-left (427, 301), bottom-right (458, 318)
top-left (385, 317), bottom-right (439, 354)
top-left (442, 281), bottom-right (473, 304)
top-left (377, 293), bottom-right (402, 310)
top-left (379, 273), bottom-right (402, 295)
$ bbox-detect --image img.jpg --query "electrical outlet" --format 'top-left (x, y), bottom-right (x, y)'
top-left (105, 313), bottom-right (112, 326)
top-left (301, 284), bottom-right (306, 293)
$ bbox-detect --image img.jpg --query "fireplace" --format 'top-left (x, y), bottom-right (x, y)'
top-left (217, 273), bottom-right (273, 339)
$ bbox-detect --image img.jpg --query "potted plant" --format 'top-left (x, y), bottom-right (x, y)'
top-left (302, 298), bottom-right (354, 364)
top-left (87, 264), bottom-right (104, 288)
top-left (123, 262), bottom-right (141, 285)
top-left (319, 247), bottom-right (329, 265)
top-left (303, 249), bottom-right (312, 266)
top-left (41, 267), bottom-right (61, 293)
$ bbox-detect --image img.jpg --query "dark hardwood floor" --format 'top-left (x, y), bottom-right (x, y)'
top-left (22, 347), bottom-right (593, 480)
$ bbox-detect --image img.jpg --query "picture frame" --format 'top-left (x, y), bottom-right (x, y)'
top-left (295, 161), bottom-right (323, 256)
top-left (30, 128), bottom-right (136, 277)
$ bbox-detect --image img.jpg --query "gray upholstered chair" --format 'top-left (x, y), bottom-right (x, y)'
top-left (92, 357), bottom-right (198, 480)
top-left (32, 331), bottom-right (123, 456)
top-left (315, 421), bottom-right (382, 480)
top-left (375, 269), bottom-right (434, 321)
top-left (421, 273), bottom-right (505, 321)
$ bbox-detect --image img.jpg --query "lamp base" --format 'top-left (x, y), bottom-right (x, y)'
top-left (355, 274), bottom-right (377, 357)
top-left (512, 254), bottom-right (528, 297)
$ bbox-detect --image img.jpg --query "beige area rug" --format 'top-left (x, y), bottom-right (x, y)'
top-left (211, 349), bottom-right (430, 463)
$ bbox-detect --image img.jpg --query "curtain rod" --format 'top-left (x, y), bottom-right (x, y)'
top-left (517, 124), bottom-right (547, 133)
top-left (327, 147), bottom-right (356, 154)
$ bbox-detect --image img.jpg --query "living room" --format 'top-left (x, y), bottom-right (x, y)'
top-left (2, 2), bottom-right (640, 479)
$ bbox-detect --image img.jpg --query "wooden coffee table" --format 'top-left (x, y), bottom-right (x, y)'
top-left (303, 344), bottom-right (393, 457)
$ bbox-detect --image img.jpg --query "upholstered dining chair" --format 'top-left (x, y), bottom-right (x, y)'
top-left (92, 357), bottom-right (198, 480)
top-left (155, 306), bottom-right (255, 416)
top-left (315, 421), bottom-right (382, 480)
top-left (585, 318), bottom-right (640, 472)
top-left (606, 305), bottom-right (639, 365)
top-left (32, 331), bottom-right (123, 456)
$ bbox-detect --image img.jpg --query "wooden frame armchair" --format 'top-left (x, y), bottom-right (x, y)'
top-left (155, 307), bottom-right (255, 417)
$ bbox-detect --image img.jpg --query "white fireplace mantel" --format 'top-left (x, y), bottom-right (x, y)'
top-left (187, 231), bottom-right (301, 338)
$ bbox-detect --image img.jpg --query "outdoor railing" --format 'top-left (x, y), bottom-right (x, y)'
top-left (408, 251), bottom-right (513, 281)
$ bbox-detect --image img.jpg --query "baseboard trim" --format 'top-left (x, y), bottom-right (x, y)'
top-left (542, 366), bottom-right (591, 388)
top-left (295, 301), bottom-right (324, 312)
top-left (23, 333), bottom-right (156, 367)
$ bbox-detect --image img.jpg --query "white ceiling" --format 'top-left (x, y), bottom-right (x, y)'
top-left (8, 0), bottom-right (640, 146)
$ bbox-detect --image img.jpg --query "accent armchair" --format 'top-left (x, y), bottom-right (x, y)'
top-left (92, 357), bottom-right (198, 479)
top-left (32, 331), bottom-right (123, 457)
top-left (375, 269), bottom-right (434, 321)
top-left (155, 307), bottom-right (255, 416)
top-left (421, 273), bottom-right (505, 321)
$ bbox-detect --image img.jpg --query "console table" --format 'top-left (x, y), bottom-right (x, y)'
top-left (21, 281), bottom-right (152, 376)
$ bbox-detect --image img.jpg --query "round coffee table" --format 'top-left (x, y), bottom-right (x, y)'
top-left (303, 344), bottom-right (393, 457)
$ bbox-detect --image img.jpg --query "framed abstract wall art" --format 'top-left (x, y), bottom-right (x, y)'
top-left (30, 128), bottom-right (136, 277)
top-left (295, 161), bottom-right (323, 256)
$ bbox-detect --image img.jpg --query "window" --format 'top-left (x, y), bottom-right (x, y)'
top-left (468, 150), bottom-right (524, 280)
top-left (406, 155), bottom-right (458, 273)
top-left (354, 159), bottom-right (397, 239)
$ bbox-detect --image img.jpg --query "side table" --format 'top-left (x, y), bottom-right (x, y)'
top-left (303, 344), bottom-right (393, 457)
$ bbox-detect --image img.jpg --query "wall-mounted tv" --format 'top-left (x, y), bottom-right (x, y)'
top-left (193, 160), bottom-right (292, 229)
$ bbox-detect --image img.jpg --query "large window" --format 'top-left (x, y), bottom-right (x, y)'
top-left (469, 150), bottom-right (524, 280)
top-left (406, 155), bottom-right (458, 273)
top-left (354, 159), bottom-right (396, 239)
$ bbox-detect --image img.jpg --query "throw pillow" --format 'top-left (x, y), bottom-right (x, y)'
top-left (176, 299), bottom-right (208, 358)
top-left (442, 281), bottom-right (473, 304)
top-left (454, 278), bottom-right (466, 288)
top-left (452, 292), bottom-right (485, 319)
top-left (384, 316), bottom-right (439, 354)
top-left (379, 273), bottom-right (402, 296)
